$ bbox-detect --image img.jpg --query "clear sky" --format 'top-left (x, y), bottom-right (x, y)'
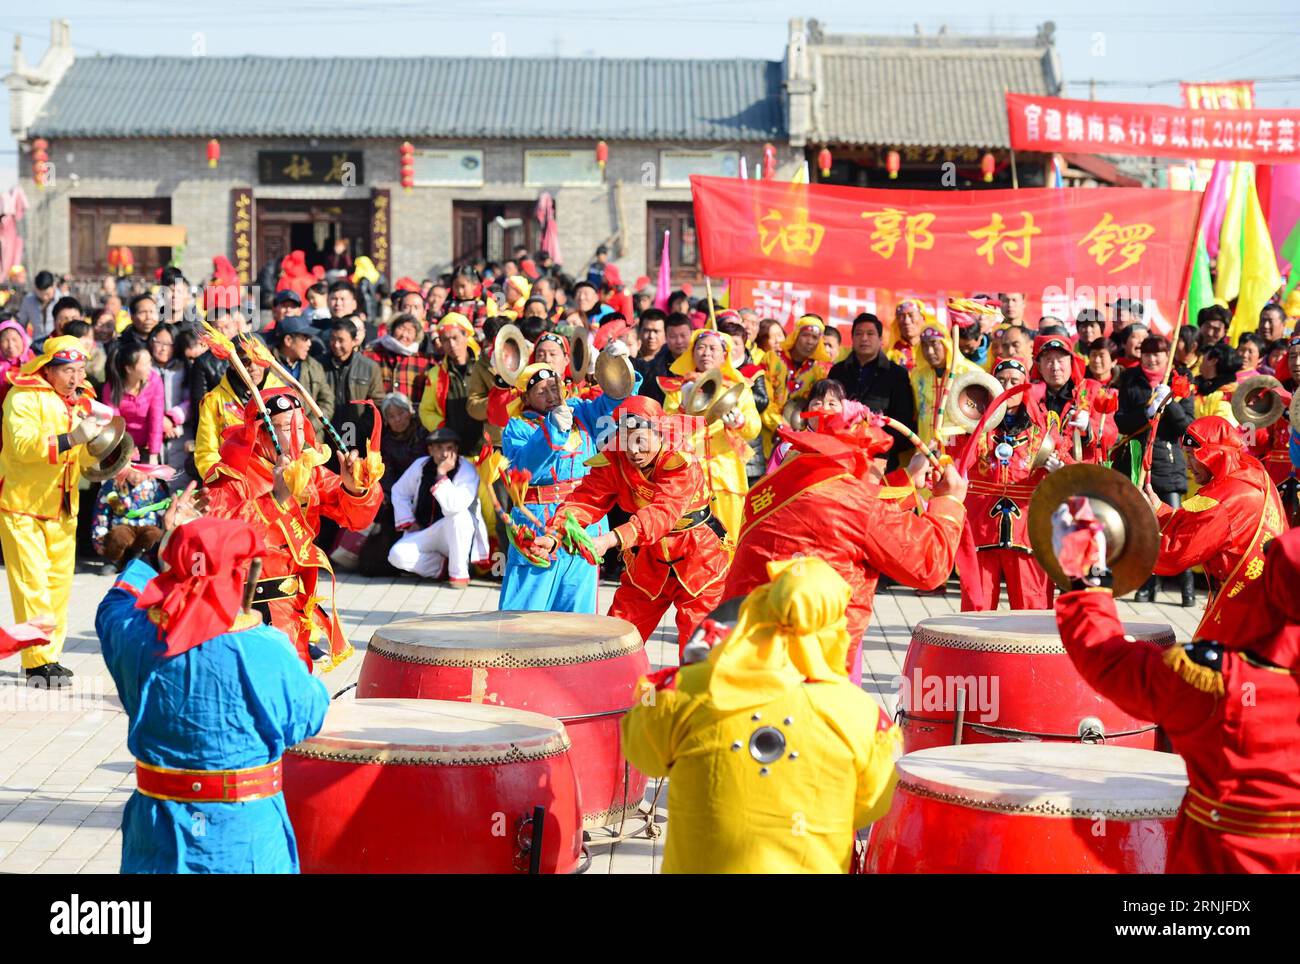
top-left (3, 0), bottom-right (1299, 185)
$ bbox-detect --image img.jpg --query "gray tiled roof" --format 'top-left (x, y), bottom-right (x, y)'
top-left (30, 56), bottom-right (787, 142)
top-left (812, 43), bottom-right (1059, 148)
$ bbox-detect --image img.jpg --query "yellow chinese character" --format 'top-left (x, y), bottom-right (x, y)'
top-left (323, 154), bottom-right (350, 183)
top-left (750, 488), bottom-right (776, 513)
top-left (283, 154), bottom-right (313, 181)
top-left (1078, 213), bottom-right (1156, 274)
top-left (757, 207), bottom-right (826, 259)
top-left (860, 208), bottom-right (935, 267)
top-left (968, 212), bottom-right (1041, 269)
top-left (1245, 557), bottom-right (1265, 580)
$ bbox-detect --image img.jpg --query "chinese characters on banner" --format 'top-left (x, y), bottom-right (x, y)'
top-left (1006, 92), bottom-right (1300, 164)
top-left (229, 188), bottom-right (253, 285)
top-left (370, 189), bottom-right (391, 277)
top-left (691, 175), bottom-right (1201, 307)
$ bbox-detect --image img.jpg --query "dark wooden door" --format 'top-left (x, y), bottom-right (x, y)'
top-left (257, 221), bottom-right (293, 270)
top-left (646, 202), bottom-right (701, 284)
top-left (70, 198), bottom-right (172, 278)
top-left (452, 201), bottom-right (542, 266)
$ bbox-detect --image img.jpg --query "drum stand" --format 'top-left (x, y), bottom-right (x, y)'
top-left (579, 766), bottom-right (665, 874)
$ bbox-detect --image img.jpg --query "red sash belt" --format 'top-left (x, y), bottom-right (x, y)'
top-left (967, 479), bottom-right (1037, 500)
top-left (523, 480), bottom-right (580, 504)
top-left (135, 759), bottom-right (283, 803)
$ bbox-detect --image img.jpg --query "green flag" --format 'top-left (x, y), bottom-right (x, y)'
top-left (1187, 230), bottom-right (1214, 323)
top-left (1282, 218), bottom-right (1300, 298)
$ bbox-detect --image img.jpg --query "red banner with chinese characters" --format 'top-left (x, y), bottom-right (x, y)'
top-left (691, 175), bottom-right (1201, 305)
top-left (1006, 92), bottom-right (1300, 163)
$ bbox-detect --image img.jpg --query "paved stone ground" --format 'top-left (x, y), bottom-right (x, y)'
top-left (0, 560), bottom-right (1203, 875)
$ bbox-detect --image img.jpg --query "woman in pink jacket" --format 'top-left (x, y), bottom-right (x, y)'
top-left (105, 340), bottom-right (163, 463)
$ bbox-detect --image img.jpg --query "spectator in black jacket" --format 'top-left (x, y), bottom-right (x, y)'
top-left (827, 312), bottom-right (916, 471)
top-left (1112, 334), bottom-right (1196, 605)
top-left (639, 311), bottom-right (692, 405)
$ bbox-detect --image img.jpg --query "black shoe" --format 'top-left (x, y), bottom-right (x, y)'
top-left (1181, 588), bottom-right (1196, 607)
top-left (1134, 587), bottom-right (1155, 603)
top-left (25, 665), bottom-right (68, 687)
top-left (48, 663), bottom-right (74, 678)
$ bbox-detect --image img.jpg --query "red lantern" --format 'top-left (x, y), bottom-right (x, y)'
top-left (206, 138), bottom-right (220, 168)
top-left (595, 140), bottom-right (609, 172)
top-left (762, 142), bottom-right (777, 180)
top-left (981, 152), bottom-right (996, 183)
top-left (31, 138), bottom-right (49, 189)
top-left (817, 146), bottom-right (832, 178)
top-left (885, 149), bottom-right (900, 180)
top-left (400, 141), bottom-right (416, 193)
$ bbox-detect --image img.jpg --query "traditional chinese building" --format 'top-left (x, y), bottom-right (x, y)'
top-left (784, 19), bottom-right (1137, 190)
top-left (6, 20), bottom-right (793, 286)
top-left (6, 17), bottom-right (1133, 289)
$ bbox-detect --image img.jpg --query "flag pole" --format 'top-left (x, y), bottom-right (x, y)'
top-left (705, 276), bottom-right (718, 330)
top-left (1010, 149), bottom-right (1020, 189)
top-left (1137, 184), bottom-right (1212, 489)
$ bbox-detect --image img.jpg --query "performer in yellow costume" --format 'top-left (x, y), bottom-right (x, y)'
top-left (762, 314), bottom-right (833, 456)
top-left (910, 322), bottom-right (977, 450)
top-left (0, 336), bottom-right (105, 681)
top-left (621, 557), bottom-right (901, 874)
top-left (661, 328), bottom-right (760, 543)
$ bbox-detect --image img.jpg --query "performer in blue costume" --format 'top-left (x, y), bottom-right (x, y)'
top-left (96, 505), bottom-right (328, 874)
top-left (499, 343), bottom-right (641, 612)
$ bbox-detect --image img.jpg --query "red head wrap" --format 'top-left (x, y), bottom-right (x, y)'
top-left (1181, 415), bottom-right (1248, 480)
top-left (135, 518), bottom-right (265, 658)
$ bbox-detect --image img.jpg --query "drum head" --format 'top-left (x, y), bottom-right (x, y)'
top-left (368, 611), bottom-right (644, 667)
top-left (895, 743), bottom-right (1187, 818)
top-left (912, 610), bottom-right (1173, 654)
top-left (288, 698), bottom-right (569, 765)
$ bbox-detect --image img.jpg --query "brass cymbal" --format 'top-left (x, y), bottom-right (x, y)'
top-left (569, 331), bottom-right (591, 378)
top-left (705, 381), bottom-right (746, 424)
top-left (492, 324), bottom-right (530, 385)
top-left (1027, 463), bottom-right (1159, 598)
top-left (782, 397), bottom-right (806, 430)
top-left (87, 415), bottom-right (127, 459)
top-left (82, 434), bottom-right (136, 483)
top-left (1231, 374), bottom-right (1285, 428)
top-left (684, 369), bottom-right (723, 418)
top-left (594, 350), bottom-right (634, 399)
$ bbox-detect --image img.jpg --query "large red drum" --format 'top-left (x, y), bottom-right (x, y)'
top-left (866, 743), bottom-right (1187, 874)
top-left (358, 611), bottom-right (649, 829)
top-left (898, 611), bottom-right (1170, 752)
top-left (284, 698), bottom-right (583, 874)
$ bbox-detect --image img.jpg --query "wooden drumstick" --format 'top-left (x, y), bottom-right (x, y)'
top-left (259, 352), bottom-right (349, 454)
top-left (241, 558), bottom-right (264, 615)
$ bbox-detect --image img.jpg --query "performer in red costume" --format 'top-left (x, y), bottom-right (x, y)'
top-left (1052, 502), bottom-right (1300, 873)
top-left (531, 396), bottom-right (730, 656)
top-left (956, 358), bottom-right (1068, 611)
top-left (1248, 332), bottom-right (1300, 513)
top-left (1027, 334), bottom-right (1117, 464)
top-left (203, 389), bottom-right (384, 669)
top-left (1142, 414), bottom-right (1287, 640)
top-left (726, 413), bottom-right (967, 684)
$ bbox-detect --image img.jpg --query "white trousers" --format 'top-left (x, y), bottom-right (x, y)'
top-left (388, 513), bottom-right (476, 580)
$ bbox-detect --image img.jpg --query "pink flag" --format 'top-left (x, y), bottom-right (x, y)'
top-left (1201, 161), bottom-right (1231, 261)
top-left (534, 192), bottom-right (562, 266)
top-left (653, 230), bottom-right (672, 311)
top-left (1265, 164), bottom-right (1300, 269)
